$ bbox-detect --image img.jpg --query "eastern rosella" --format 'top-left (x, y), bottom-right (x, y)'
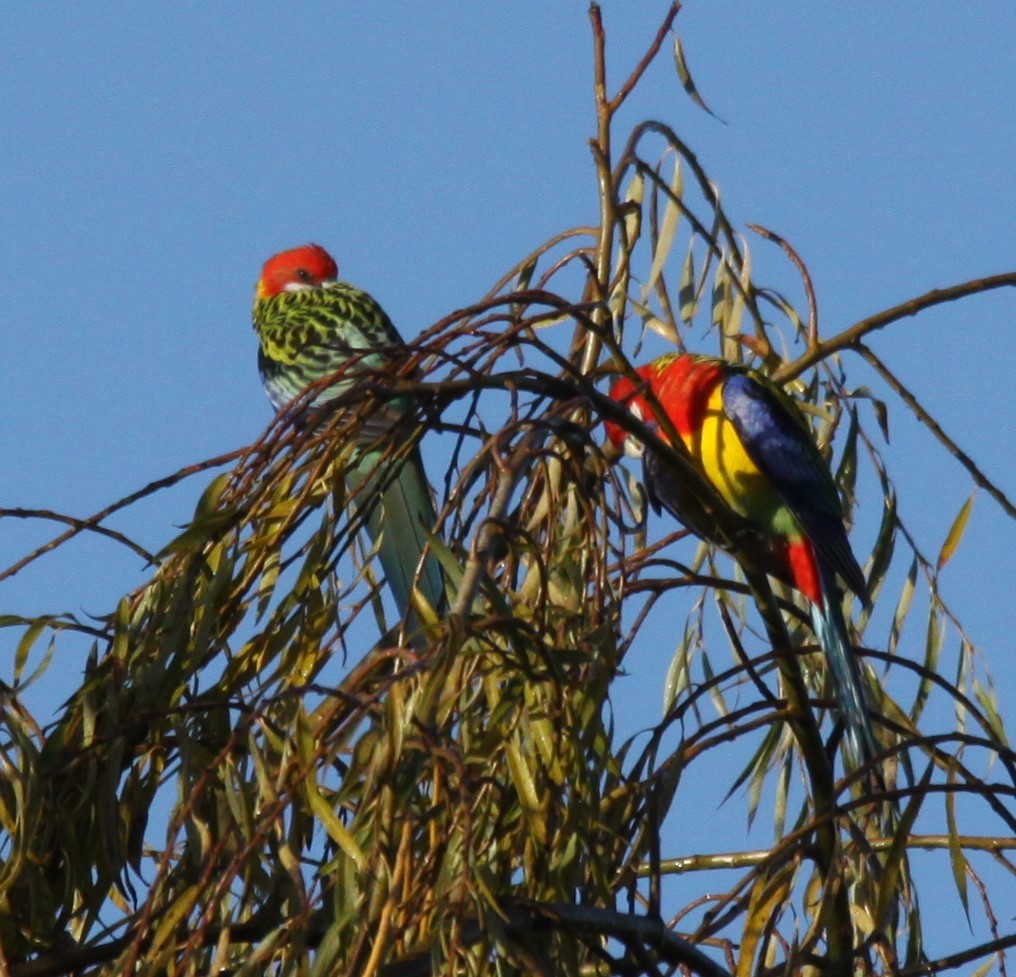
top-left (605, 353), bottom-right (878, 767)
top-left (253, 244), bottom-right (444, 631)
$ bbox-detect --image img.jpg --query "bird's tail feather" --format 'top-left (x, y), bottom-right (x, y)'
top-left (347, 445), bottom-right (446, 637)
top-left (809, 572), bottom-right (879, 770)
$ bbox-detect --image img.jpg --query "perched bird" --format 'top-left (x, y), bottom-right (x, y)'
top-left (605, 352), bottom-right (878, 767)
top-left (252, 243), bottom-right (444, 631)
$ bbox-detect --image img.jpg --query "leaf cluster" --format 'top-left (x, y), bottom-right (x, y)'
top-left (1, 5), bottom-right (1014, 976)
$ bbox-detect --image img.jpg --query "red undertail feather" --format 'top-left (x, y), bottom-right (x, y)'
top-left (785, 538), bottom-right (823, 606)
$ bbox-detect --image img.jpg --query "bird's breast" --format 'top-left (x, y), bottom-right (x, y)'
top-left (684, 384), bottom-right (772, 521)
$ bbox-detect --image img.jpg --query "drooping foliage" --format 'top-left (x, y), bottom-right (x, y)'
top-left (1, 6), bottom-right (1014, 976)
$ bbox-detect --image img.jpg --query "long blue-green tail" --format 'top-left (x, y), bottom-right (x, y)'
top-left (810, 569), bottom-right (879, 770)
top-left (345, 444), bottom-right (445, 638)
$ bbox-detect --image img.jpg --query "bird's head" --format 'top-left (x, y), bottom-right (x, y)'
top-left (604, 369), bottom-right (657, 460)
top-left (256, 244), bottom-right (339, 299)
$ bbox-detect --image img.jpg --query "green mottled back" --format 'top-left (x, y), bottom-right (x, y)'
top-left (254, 281), bottom-right (406, 414)
top-left (252, 243), bottom-right (445, 634)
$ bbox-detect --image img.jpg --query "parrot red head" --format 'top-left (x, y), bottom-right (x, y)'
top-left (606, 354), bottom-right (722, 458)
top-left (605, 368), bottom-right (656, 459)
top-left (256, 244), bottom-right (339, 299)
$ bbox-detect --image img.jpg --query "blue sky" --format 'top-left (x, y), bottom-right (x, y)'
top-left (3, 0), bottom-right (1015, 959)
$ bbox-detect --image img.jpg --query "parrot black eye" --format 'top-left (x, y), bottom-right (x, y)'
top-left (296, 267), bottom-right (313, 283)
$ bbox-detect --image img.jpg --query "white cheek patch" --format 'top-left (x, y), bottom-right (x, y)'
top-left (623, 401), bottom-right (646, 459)
top-left (283, 278), bottom-right (339, 292)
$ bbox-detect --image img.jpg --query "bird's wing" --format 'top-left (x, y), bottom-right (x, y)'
top-left (256, 283), bottom-right (415, 422)
top-left (720, 371), bottom-right (868, 601)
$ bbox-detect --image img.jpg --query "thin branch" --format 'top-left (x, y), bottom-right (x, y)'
top-left (608, 3), bottom-right (682, 113)
top-left (584, 3), bottom-right (616, 376)
top-left (746, 223), bottom-right (818, 348)
top-left (0, 508), bottom-right (154, 564)
top-left (774, 271), bottom-right (1016, 383)
top-left (856, 343), bottom-right (1016, 520)
top-left (896, 931), bottom-right (1016, 977)
top-left (650, 835), bottom-right (1016, 875)
top-left (519, 901), bottom-right (733, 977)
top-left (9, 934), bottom-right (134, 977)
top-left (0, 450), bottom-right (242, 583)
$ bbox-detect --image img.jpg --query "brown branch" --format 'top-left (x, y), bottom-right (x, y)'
top-left (735, 565), bottom-right (856, 974)
top-left (0, 450), bottom-right (242, 584)
top-left (582, 3), bottom-right (683, 375)
top-left (481, 225), bottom-right (596, 299)
top-left (651, 835), bottom-right (1016, 875)
top-left (518, 901), bottom-right (732, 977)
top-left (616, 121), bottom-right (746, 267)
top-left (608, 3), bottom-right (682, 113)
top-left (584, 3), bottom-right (616, 377)
top-left (896, 931), bottom-right (1016, 977)
top-left (856, 343), bottom-right (1016, 521)
top-left (774, 271), bottom-right (1016, 383)
top-left (0, 508), bottom-right (154, 564)
top-left (746, 223), bottom-right (818, 348)
top-left (9, 934), bottom-right (134, 977)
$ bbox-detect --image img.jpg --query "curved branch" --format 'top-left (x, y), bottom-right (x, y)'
top-left (855, 344), bottom-right (1016, 520)
top-left (0, 507), bottom-right (154, 564)
top-left (0, 450), bottom-right (241, 584)
top-left (518, 900), bottom-right (732, 977)
top-left (746, 223), bottom-right (818, 348)
top-left (774, 271), bottom-right (1016, 383)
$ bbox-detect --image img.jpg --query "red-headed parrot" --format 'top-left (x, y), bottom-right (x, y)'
top-left (252, 244), bottom-right (444, 633)
top-left (605, 352), bottom-right (877, 767)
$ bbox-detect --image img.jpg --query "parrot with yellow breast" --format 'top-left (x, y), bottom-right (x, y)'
top-left (605, 352), bottom-right (877, 767)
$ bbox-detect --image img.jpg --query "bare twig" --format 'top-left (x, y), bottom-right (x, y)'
top-left (746, 222), bottom-right (818, 348)
top-left (0, 450), bottom-right (241, 583)
top-left (607, 3), bottom-right (682, 113)
top-left (856, 343), bottom-right (1016, 520)
top-left (0, 508), bottom-right (155, 564)
top-left (774, 271), bottom-right (1016, 383)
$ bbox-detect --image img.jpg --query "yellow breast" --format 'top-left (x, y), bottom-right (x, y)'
top-left (680, 385), bottom-right (773, 521)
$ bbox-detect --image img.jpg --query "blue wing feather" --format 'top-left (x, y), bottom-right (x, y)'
top-left (721, 370), bottom-right (878, 766)
top-left (720, 372), bottom-right (868, 602)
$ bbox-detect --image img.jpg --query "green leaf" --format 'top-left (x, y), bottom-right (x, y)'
top-left (300, 744), bottom-right (366, 871)
top-left (865, 488), bottom-right (898, 612)
top-left (874, 761), bottom-right (932, 930)
top-left (13, 619), bottom-right (50, 685)
top-left (872, 395), bottom-right (890, 442)
top-left (155, 472), bottom-right (237, 559)
top-left (673, 33), bottom-right (725, 122)
top-left (945, 761), bottom-right (971, 921)
top-left (710, 260), bottom-right (729, 336)
top-left (678, 237), bottom-right (697, 325)
top-left (834, 407), bottom-right (859, 505)
top-left (969, 960), bottom-right (998, 977)
top-left (913, 599), bottom-right (944, 724)
top-left (972, 669), bottom-right (1008, 745)
top-left (646, 154), bottom-right (682, 296)
top-left (937, 492), bottom-right (975, 570)
top-left (662, 624), bottom-right (693, 714)
top-left (888, 558), bottom-right (916, 658)
top-left (515, 254), bottom-right (537, 293)
top-left (621, 171), bottom-right (644, 248)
